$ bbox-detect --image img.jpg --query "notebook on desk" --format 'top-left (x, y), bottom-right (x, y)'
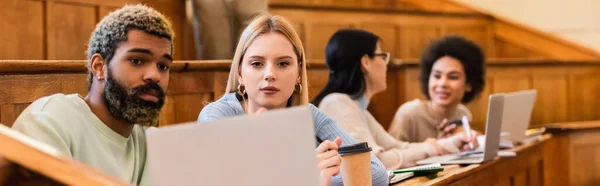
top-left (146, 106), bottom-right (320, 186)
top-left (417, 93), bottom-right (504, 165)
top-left (392, 163), bottom-right (443, 175)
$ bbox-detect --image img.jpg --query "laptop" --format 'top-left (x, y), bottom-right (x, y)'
top-left (500, 90), bottom-right (537, 143)
top-left (146, 106), bottom-right (320, 186)
top-left (416, 93), bottom-right (505, 165)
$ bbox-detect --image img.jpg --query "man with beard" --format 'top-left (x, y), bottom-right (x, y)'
top-left (10, 4), bottom-right (173, 185)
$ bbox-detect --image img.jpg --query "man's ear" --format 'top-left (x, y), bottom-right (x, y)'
top-left (91, 54), bottom-right (107, 81)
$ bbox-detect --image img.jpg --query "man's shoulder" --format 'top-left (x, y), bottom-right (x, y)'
top-left (14, 93), bottom-right (91, 130)
top-left (25, 93), bottom-right (88, 113)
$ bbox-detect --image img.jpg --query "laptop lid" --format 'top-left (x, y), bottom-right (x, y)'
top-left (482, 93), bottom-right (505, 162)
top-left (500, 90), bottom-right (537, 142)
top-left (146, 106), bottom-right (320, 186)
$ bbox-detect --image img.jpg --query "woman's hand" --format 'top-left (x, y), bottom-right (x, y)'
top-left (438, 119), bottom-right (464, 139)
top-left (316, 137), bottom-right (343, 186)
top-left (453, 130), bottom-right (480, 151)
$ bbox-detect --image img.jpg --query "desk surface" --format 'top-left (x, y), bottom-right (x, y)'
top-left (543, 120), bottom-right (600, 130)
top-left (393, 134), bottom-right (551, 186)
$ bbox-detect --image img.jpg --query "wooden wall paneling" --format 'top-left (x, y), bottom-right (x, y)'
top-left (52, 0), bottom-right (140, 7)
top-left (270, 0), bottom-right (420, 10)
top-left (487, 65), bottom-right (532, 130)
top-left (46, 1), bottom-right (97, 60)
top-left (376, 67), bottom-right (407, 130)
top-left (304, 21), bottom-right (353, 60)
top-left (286, 21), bottom-right (305, 51)
top-left (513, 170), bottom-right (528, 186)
top-left (493, 38), bottom-right (544, 59)
top-left (271, 7), bottom-right (494, 59)
top-left (443, 24), bottom-right (494, 57)
top-left (306, 68), bottom-right (330, 100)
top-left (271, 7), bottom-right (490, 25)
top-left (269, 0), bottom-right (312, 6)
top-left (98, 6), bottom-right (119, 21)
top-left (312, 0), bottom-right (367, 7)
top-left (569, 129), bottom-right (600, 185)
top-left (494, 178), bottom-right (511, 186)
top-left (370, 0), bottom-right (399, 8)
top-left (369, 70), bottom-right (399, 129)
top-left (213, 71), bottom-right (230, 99)
top-left (0, 74), bottom-right (73, 105)
top-left (490, 73), bottom-right (531, 94)
top-left (143, 0), bottom-right (190, 60)
top-left (161, 93), bottom-right (214, 126)
top-left (543, 133), bottom-right (570, 186)
top-left (0, 104), bottom-right (31, 127)
top-left (167, 71), bottom-right (214, 96)
top-left (400, 0), bottom-right (479, 14)
top-left (0, 0), bottom-right (44, 60)
top-left (161, 70), bottom-right (220, 126)
top-left (393, 66), bottom-right (407, 104)
top-left (568, 68), bottom-right (600, 121)
top-left (0, 73), bottom-right (88, 126)
top-left (531, 68), bottom-right (569, 125)
top-left (528, 159), bottom-right (543, 186)
top-left (60, 74), bottom-right (89, 95)
top-left (494, 21), bottom-right (600, 60)
top-left (360, 24), bottom-right (397, 57)
top-left (397, 26), bottom-right (440, 59)
top-left (401, 67), bottom-right (425, 102)
top-left (158, 95), bottom-right (176, 126)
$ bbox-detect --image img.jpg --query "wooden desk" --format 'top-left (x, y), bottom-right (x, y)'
top-left (543, 121), bottom-right (600, 186)
top-left (0, 124), bottom-right (129, 185)
top-left (393, 135), bottom-right (550, 186)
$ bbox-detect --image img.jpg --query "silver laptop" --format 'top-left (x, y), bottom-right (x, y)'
top-left (146, 106), bottom-right (319, 186)
top-left (416, 93), bottom-right (505, 165)
top-left (500, 90), bottom-right (537, 143)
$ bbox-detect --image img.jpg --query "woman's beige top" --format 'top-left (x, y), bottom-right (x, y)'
top-left (318, 93), bottom-right (463, 170)
top-left (388, 99), bottom-right (472, 143)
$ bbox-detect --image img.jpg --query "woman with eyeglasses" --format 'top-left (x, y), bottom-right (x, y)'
top-left (197, 15), bottom-right (389, 186)
top-left (312, 29), bottom-right (478, 169)
top-left (387, 36), bottom-right (486, 143)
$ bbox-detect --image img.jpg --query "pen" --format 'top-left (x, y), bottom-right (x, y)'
top-left (461, 115), bottom-right (474, 150)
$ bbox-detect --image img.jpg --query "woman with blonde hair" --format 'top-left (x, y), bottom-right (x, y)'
top-left (197, 14), bottom-right (389, 186)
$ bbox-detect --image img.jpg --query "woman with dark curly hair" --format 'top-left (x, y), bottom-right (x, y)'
top-left (388, 36), bottom-right (486, 143)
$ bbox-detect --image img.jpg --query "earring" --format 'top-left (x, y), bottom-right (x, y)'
top-left (237, 83), bottom-right (246, 96)
top-left (294, 83), bottom-right (303, 94)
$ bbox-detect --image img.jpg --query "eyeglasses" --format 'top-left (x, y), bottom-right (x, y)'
top-left (374, 52), bottom-right (390, 64)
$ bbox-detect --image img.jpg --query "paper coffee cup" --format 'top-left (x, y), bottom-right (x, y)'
top-left (339, 142), bottom-right (372, 186)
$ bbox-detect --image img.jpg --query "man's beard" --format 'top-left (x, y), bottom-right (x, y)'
top-left (102, 68), bottom-right (166, 127)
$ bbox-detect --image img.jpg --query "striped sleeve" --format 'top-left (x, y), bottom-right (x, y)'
top-left (308, 104), bottom-right (390, 186)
